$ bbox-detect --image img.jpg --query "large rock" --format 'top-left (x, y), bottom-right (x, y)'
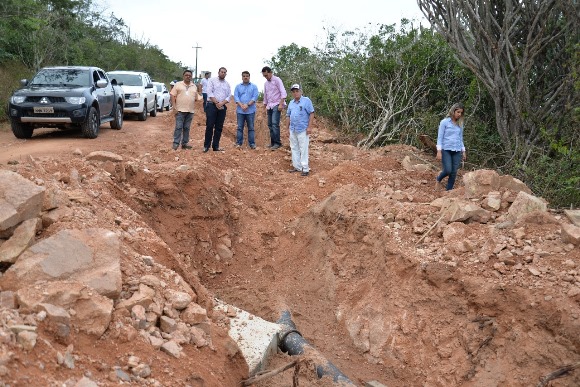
top-left (164, 290), bottom-right (193, 310)
top-left (85, 151), bottom-right (123, 163)
top-left (564, 210), bottom-right (580, 227)
top-left (463, 170), bottom-right (500, 199)
top-left (181, 303), bottom-right (209, 325)
top-left (16, 281), bottom-right (113, 336)
top-left (482, 191), bottom-right (502, 211)
top-left (442, 199), bottom-right (491, 223)
top-left (498, 175), bottom-right (532, 194)
top-left (42, 187), bottom-right (69, 211)
top-left (0, 218), bottom-right (40, 263)
top-left (41, 206), bottom-right (73, 228)
top-left (442, 222), bottom-right (468, 243)
top-left (117, 284), bottom-right (156, 311)
top-left (561, 224), bottom-right (580, 246)
top-left (0, 228), bottom-right (121, 299)
top-left (507, 192), bottom-right (548, 222)
top-left (0, 170), bottom-right (45, 237)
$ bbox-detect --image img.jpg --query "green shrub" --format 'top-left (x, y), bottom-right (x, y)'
top-left (0, 60), bottom-right (33, 122)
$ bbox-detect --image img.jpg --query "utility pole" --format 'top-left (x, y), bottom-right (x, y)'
top-left (192, 44), bottom-right (202, 83)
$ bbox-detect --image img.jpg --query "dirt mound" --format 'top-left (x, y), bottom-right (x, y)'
top-left (0, 99), bottom-right (578, 386)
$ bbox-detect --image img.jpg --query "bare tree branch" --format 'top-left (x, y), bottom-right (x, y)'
top-left (417, 0), bottom-right (578, 160)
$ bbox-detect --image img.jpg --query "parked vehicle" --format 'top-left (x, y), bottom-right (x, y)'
top-left (8, 66), bottom-right (124, 139)
top-left (106, 71), bottom-right (156, 121)
top-left (153, 82), bottom-right (171, 111)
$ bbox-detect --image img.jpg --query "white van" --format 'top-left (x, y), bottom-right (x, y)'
top-left (107, 71), bottom-right (157, 121)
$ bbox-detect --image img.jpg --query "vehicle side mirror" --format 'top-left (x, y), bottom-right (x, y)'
top-left (146, 83), bottom-right (153, 88)
top-left (96, 79), bottom-right (109, 88)
top-left (20, 79), bottom-right (28, 87)
top-left (163, 90), bottom-right (168, 94)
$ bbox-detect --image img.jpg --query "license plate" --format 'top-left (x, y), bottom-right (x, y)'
top-left (33, 106), bottom-right (54, 113)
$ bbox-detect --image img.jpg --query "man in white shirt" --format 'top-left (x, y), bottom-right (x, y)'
top-left (204, 67), bottom-right (231, 152)
top-left (200, 72), bottom-right (210, 112)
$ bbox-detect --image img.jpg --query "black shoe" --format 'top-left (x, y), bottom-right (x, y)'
top-left (172, 144), bottom-right (178, 150)
top-left (182, 144), bottom-right (193, 150)
top-left (203, 147), bottom-right (209, 153)
top-left (249, 145), bottom-right (256, 149)
top-left (301, 171), bottom-right (309, 177)
top-left (213, 147), bottom-right (225, 152)
top-left (270, 144), bottom-right (281, 150)
top-left (288, 168), bottom-right (301, 173)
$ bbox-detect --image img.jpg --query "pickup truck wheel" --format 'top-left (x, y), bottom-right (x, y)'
top-left (165, 103), bottom-right (170, 111)
top-left (150, 98), bottom-right (157, 117)
top-left (110, 103), bottom-right (123, 129)
top-left (10, 120), bottom-right (33, 139)
top-left (81, 107), bottom-right (100, 139)
top-left (138, 101), bottom-right (147, 121)
top-left (159, 101), bottom-right (164, 112)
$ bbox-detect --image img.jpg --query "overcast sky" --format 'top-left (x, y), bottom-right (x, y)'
top-left (98, 0), bottom-right (425, 90)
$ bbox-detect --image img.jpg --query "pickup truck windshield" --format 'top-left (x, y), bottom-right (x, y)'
top-left (109, 74), bottom-right (142, 86)
top-left (30, 69), bottom-right (91, 87)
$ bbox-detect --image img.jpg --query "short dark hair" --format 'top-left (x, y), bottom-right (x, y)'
top-left (261, 66), bottom-right (272, 73)
top-left (242, 71), bottom-right (250, 76)
top-left (219, 67), bottom-right (227, 72)
top-left (183, 69), bottom-right (192, 75)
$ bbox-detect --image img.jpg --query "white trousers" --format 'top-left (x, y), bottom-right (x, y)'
top-left (289, 129), bottom-right (309, 172)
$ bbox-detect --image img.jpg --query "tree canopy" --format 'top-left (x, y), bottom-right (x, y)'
top-left (0, 0), bottom-right (183, 91)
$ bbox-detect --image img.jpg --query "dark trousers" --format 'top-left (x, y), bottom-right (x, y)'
top-left (202, 93), bottom-right (207, 112)
top-left (204, 103), bottom-right (227, 149)
top-left (437, 150), bottom-right (463, 190)
top-left (267, 108), bottom-right (282, 147)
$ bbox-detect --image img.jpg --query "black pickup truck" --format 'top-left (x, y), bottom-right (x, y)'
top-left (7, 66), bottom-right (125, 139)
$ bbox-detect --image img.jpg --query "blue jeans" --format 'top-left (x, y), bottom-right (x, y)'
top-left (437, 150), bottom-right (462, 190)
top-left (173, 112), bottom-right (194, 147)
top-left (204, 103), bottom-right (227, 149)
top-left (267, 108), bottom-right (282, 147)
top-left (236, 113), bottom-right (255, 147)
top-left (202, 93), bottom-right (207, 112)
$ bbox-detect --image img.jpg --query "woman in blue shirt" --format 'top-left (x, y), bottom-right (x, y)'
top-left (435, 103), bottom-right (466, 190)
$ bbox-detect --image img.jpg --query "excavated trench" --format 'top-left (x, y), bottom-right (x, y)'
top-left (110, 148), bottom-right (580, 386)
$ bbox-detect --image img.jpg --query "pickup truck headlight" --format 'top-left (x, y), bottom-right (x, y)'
top-left (127, 93), bottom-right (141, 100)
top-left (65, 96), bottom-right (86, 104)
top-left (11, 96), bottom-right (26, 104)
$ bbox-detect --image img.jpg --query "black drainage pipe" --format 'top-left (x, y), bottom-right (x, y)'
top-left (277, 310), bottom-right (355, 385)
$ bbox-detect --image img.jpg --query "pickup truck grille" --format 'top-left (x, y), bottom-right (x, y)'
top-left (25, 96), bottom-right (66, 103)
top-left (125, 103), bottom-right (140, 108)
top-left (22, 109), bottom-right (69, 118)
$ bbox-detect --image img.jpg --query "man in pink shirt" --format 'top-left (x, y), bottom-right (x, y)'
top-left (261, 66), bottom-right (287, 150)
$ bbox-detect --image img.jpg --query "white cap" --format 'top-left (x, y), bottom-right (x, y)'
top-left (290, 83), bottom-right (301, 90)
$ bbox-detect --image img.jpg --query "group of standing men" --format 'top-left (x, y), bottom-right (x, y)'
top-left (170, 66), bottom-right (314, 175)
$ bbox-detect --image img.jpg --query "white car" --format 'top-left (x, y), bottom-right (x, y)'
top-left (106, 71), bottom-right (157, 121)
top-left (153, 82), bottom-right (171, 112)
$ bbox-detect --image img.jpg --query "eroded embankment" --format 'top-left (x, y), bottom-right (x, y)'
top-left (115, 145), bottom-right (579, 386)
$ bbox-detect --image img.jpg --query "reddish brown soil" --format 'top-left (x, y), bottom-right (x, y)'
top-left (0, 99), bottom-right (578, 386)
